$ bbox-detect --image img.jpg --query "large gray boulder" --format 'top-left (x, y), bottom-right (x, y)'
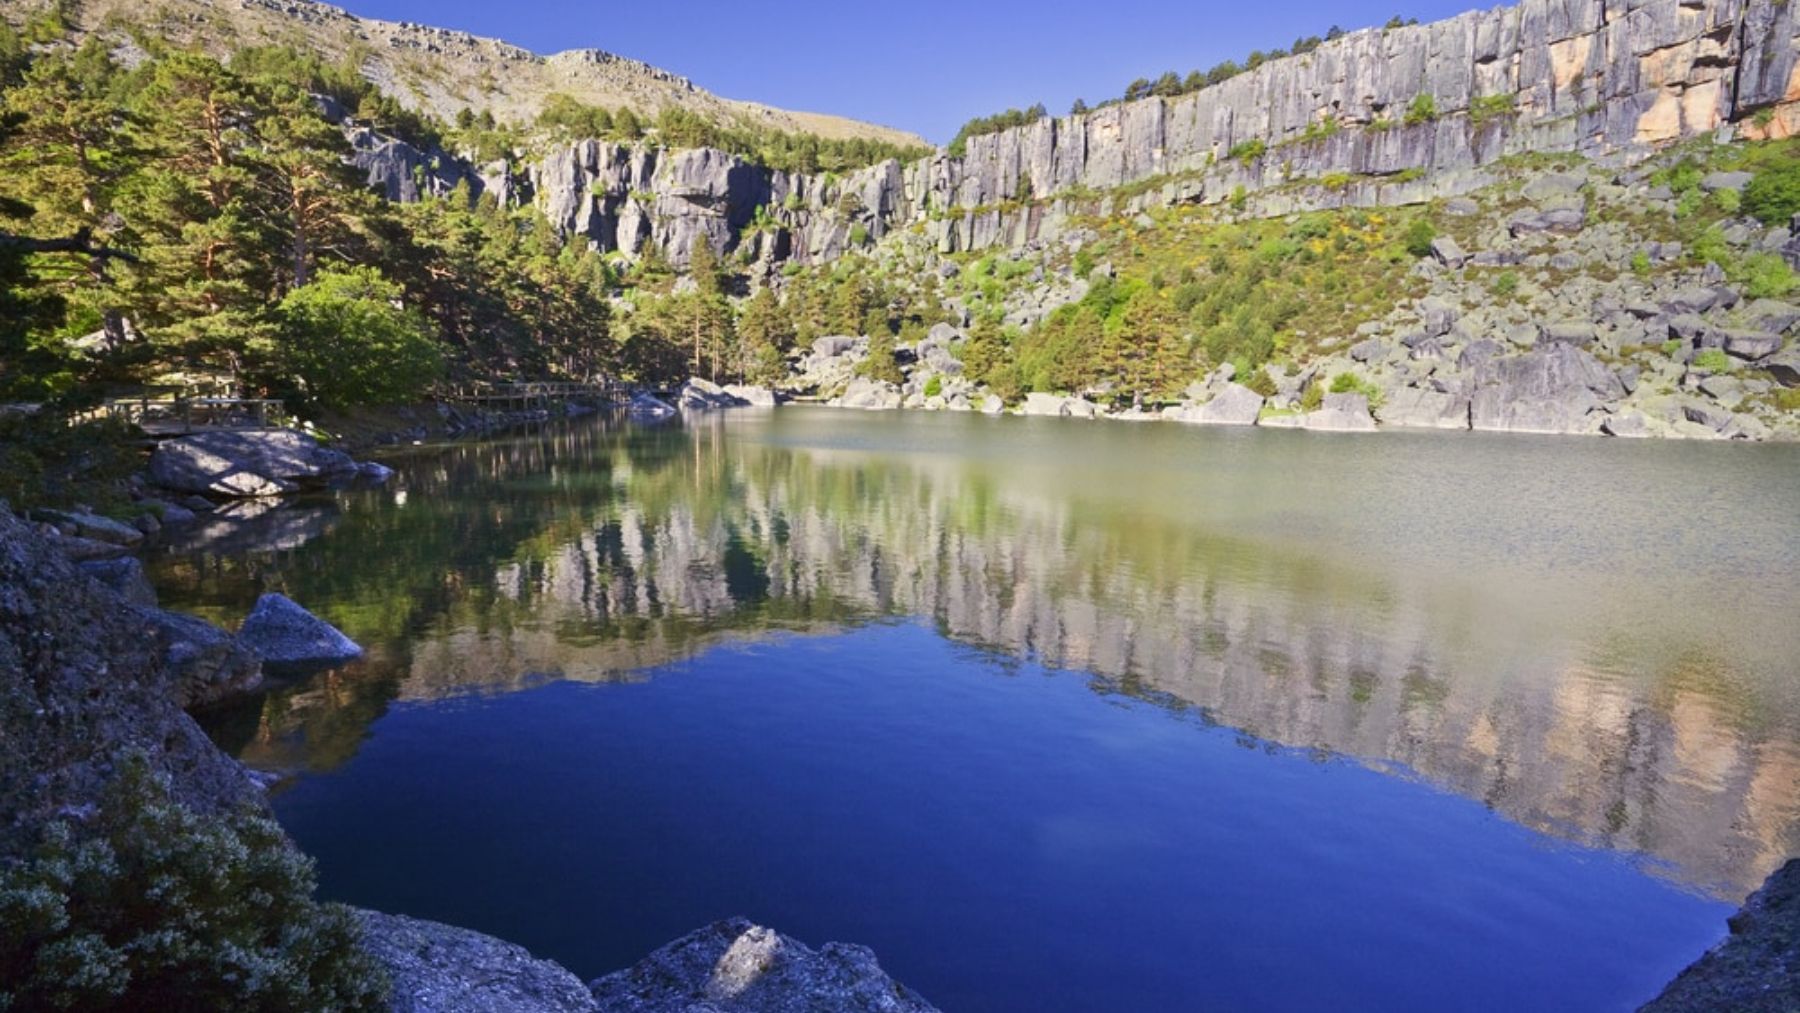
top-left (236, 593), bottom-right (363, 669)
top-left (1176, 382), bottom-right (1264, 426)
top-left (590, 917), bottom-right (939, 1013)
top-left (1304, 393), bottom-right (1377, 432)
top-left (1468, 345), bottom-right (1622, 435)
top-left (626, 393), bottom-right (677, 420)
top-left (722, 384), bottom-right (778, 407)
top-left (677, 378), bottom-right (749, 410)
top-left (148, 430), bottom-right (358, 499)
top-left (357, 910), bottom-right (600, 1013)
top-left (1761, 349), bottom-right (1800, 387)
top-left (1379, 388), bottom-right (1469, 430)
top-left (31, 509), bottom-right (145, 547)
top-left (837, 378), bottom-right (902, 410)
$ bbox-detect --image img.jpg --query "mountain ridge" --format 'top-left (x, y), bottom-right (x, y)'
top-left (45, 0), bottom-right (927, 147)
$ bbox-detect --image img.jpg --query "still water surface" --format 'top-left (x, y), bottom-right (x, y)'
top-left (149, 408), bottom-right (1800, 1011)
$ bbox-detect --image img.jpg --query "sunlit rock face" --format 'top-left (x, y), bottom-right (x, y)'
top-left (513, 0), bottom-right (1800, 264)
top-left (152, 414), bottom-right (1800, 899)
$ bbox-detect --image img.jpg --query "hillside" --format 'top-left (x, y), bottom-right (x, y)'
top-left (35, 0), bottom-right (924, 146)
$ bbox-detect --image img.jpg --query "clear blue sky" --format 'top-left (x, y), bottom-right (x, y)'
top-left (342, 0), bottom-right (1487, 143)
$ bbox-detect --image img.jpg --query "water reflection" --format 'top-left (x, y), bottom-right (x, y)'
top-left (152, 409), bottom-right (1800, 898)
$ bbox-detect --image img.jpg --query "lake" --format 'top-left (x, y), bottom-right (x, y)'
top-left (148, 407), bottom-right (1800, 1011)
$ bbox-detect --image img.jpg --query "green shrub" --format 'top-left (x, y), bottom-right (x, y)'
top-left (1468, 93), bottom-right (1518, 126)
top-left (1403, 218), bottom-right (1437, 258)
top-left (923, 374), bottom-right (943, 398)
top-left (1228, 138), bottom-right (1267, 163)
top-left (1328, 371), bottom-right (1383, 408)
top-left (0, 760), bottom-right (387, 1012)
top-left (1404, 93), bottom-right (1438, 126)
top-left (1693, 348), bottom-right (1732, 373)
top-left (1661, 338), bottom-right (1684, 357)
top-left (1742, 252), bottom-right (1799, 298)
top-left (1743, 162), bottom-right (1800, 224)
top-left (849, 224), bottom-right (870, 246)
top-left (1300, 381), bottom-right (1324, 411)
top-left (1630, 250), bottom-right (1652, 277)
top-left (1715, 187), bottom-right (1742, 214)
top-left (1229, 185), bottom-right (1249, 212)
top-left (1244, 368), bottom-right (1278, 397)
top-left (268, 266), bottom-right (443, 411)
top-left (1492, 271), bottom-right (1520, 297)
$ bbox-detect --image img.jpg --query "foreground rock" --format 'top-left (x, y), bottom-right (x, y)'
top-left (149, 429), bottom-right (361, 498)
top-left (356, 910), bottom-right (600, 1013)
top-left (1643, 859), bottom-right (1800, 1012)
top-left (591, 917), bottom-right (940, 1013)
top-left (237, 592), bottom-right (364, 669)
top-left (0, 504), bottom-right (260, 846)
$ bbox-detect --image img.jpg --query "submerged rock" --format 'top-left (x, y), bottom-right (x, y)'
top-left (590, 917), bottom-right (940, 1013)
top-left (237, 593), bottom-right (363, 669)
top-left (626, 393), bottom-right (678, 420)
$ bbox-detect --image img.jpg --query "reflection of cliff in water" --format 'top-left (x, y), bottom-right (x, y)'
top-left (162, 413), bottom-right (1800, 898)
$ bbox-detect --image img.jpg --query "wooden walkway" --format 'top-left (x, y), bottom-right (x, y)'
top-left (91, 395), bottom-right (288, 436)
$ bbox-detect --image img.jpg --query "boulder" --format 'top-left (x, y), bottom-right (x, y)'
top-left (837, 378), bottom-right (902, 410)
top-left (1468, 344), bottom-right (1621, 434)
top-left (1723, 331), bottom-right (1782, 360)
top-left (1745, 299), bottom-right (1800, 334)
top-left (1304, 393), bottom-right (1377, 432)
top-left (77, 557), bottom-right (157, 607)
top-left (1683, 402), bottom-right (1734, 431)
top-left (1021, 392), bottom-right (1099, 418)
top-left (979, 394), bottom-right (1005, 414)
top-left (357, 910), bottom-right (600, 1013)
top-left (1541, 323), bottom-right (1597, 347)
top-left (1379, 388), bottom-right (1469, 430)
top-left (722, 384), bottom-right (779, 407)
top-left (590, 917), bottom-right (940, 1013)
top-left (236, 593), bottom-right (363, 669)
top-left (30, 509), bottom-right (144, 547)
top-left (1601, 412), bottom-right (1652, 438)
top-left (1429, 236), bottom-right (1467, 269)
top-left (626, 393), bottom-right (677, 420)
top-left (1522, 173), bottom-right (1585, 201)
top-left (1699, 171), bottom-right (1754, 193)
top-left (148, 430), bottom-right (358, 499)
top-left (1176, 383), bottom-right (1264, 426)
top-left (1760, 349), bottom-right (1800, 386)
top-left (1418, 297), bottom-right (1459, 337)
top-left (1349, 338), bottom-right (1388, 362)
top-left (138, 607), bottom-right (263, 708)
top-left (812, 335), bottom-right (860, 358)
top-left (677, 378), bottom-right (749, 409)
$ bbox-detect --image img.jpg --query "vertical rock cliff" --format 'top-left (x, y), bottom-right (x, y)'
top-left (500, 0), bottom-right (1800, 267)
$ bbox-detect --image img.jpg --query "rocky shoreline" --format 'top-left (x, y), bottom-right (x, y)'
top-left (1, 491), bottom-right (940, 1011)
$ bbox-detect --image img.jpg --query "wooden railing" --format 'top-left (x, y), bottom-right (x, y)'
top-left (92, 395), bottom-right (289, 434)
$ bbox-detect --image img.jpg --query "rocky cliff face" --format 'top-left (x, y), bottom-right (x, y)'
top-left (500, 0), bottom-right (1800, 267)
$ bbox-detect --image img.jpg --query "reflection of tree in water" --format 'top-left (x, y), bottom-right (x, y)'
top-left (162, 415), bottom-right (1799, 898)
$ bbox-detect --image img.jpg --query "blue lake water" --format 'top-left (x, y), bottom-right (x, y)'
top-left (151, 408), bottom-right (1800, 1011)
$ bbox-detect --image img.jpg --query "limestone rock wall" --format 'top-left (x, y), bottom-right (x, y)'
top-left (503, 0), bottom-right (1800, 267)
